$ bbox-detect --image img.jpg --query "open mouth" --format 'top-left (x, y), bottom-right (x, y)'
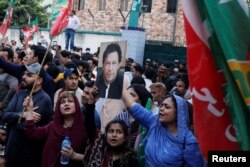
top-left (64, 107), bottom-right (71, 111)
top-left (111, 139), bottom-right (117, 143)
top-left (159, 113), bottom-right (164, 118)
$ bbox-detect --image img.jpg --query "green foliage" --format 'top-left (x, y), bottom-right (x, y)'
top-left (0, 0), bottom-right (52, 28)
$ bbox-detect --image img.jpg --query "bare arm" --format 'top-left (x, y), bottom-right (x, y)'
top-left (55, 48), bottom-right (65, 66)
top-left (122, 88), bottom-right (136, 109)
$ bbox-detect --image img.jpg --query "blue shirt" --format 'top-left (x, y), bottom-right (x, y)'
top-left (2, 89), bottom-right (52, 166)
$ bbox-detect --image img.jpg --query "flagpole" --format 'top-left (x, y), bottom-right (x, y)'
top-left (18, 37), bottom-right (54, 123)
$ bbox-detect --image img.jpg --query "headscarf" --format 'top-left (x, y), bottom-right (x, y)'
top-left (53, 91), bottom-right (86, 149)
top-left (143, 95), bottom-right (193, 167)
top-left (42, 91), bottom-right (86, 166)
top-left (174, 94), bottom-right (189, 143)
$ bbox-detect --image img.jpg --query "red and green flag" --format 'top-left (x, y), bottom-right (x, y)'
top-left (0, 0), bottom-right (15, 44)
top-left (22, 16), bottom-right (39, 41)
top-left (50, 0), bottom-right (72, 37)
top-left (182, 0), bottom-right (250, 158)
top-left (197, 0), bottom-right (250, 150)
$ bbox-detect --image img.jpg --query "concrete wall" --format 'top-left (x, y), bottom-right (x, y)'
top-left (5, 28), bottom-right (121, 53)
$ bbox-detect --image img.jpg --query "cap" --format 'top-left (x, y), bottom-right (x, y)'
top-left (25, 63), bottom-right (41, 74)
top-left (64, 68), bottom-right (79, 78)
top-left (146, 59), bottom-right (151, 62)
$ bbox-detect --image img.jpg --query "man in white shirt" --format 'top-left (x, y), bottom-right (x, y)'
top-left (65, 10), bottom-right (81, 51)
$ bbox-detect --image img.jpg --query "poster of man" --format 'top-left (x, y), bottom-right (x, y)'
top-left (95, 41), bottom-right (127, 99)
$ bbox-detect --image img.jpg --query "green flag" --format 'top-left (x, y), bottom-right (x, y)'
top-left (196, 0), bottom-right (250, 150)
top-left (129, 0), bottom-right (142, 27)
top-left (22, 16), bottom-right (39, 41)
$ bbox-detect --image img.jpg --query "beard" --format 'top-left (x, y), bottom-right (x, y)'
top-left (20, 80), bottom-right (34, 90)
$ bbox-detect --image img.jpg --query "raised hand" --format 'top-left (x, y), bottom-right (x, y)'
top-left (82, 86), bottom-right (98, 105)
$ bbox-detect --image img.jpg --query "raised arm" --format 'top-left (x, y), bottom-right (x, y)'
top-left (122, 87), bottom-right (136, 109)
top-left (122, 88), bottom-right (156, 129)
top-left (82, 86), bottom-right (98, 143)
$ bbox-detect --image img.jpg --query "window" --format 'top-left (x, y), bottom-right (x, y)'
top-left (167, 0), bottom-right (177, 13)
top-left (142, 0), bottom-right (152, 13)
top-left (78, 0), bottom-right (85, 10)
top-left (99, 0), bottom-right (106, 11)
top-left (120, 0), bottom-right (128, 11)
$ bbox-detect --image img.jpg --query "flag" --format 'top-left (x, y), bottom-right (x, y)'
top-left (181, 0), bottom-right (249, 159)
top-left (0, 0), bottom-right (15, 44)
top-left (50, 0), bottom-right (72, 37)
top-left (195, 0), bottom-right (250, 150)
top-left (22, 16), bottom-right (39, 41)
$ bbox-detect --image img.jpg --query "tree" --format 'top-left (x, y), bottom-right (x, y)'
top-left (0, 0), bottom-right (51, 28)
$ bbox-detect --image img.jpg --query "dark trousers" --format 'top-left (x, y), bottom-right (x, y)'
top-left (65, 28), bottom-right (75, 51)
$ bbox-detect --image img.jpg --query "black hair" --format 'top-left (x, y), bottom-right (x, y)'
top-left (88, 57), bottom-right (98, 66)
top-left (102, 43), bottom-right (122, 64)
top-left (133, 63), bottom-right (144, 75)
top-left (105, 120), bottom-right (129, 137)
top-left (178, 74), bottom-right (189, 89)
top-left (77, 60), bottom-right (90, 72)
top-left (128, 84), bottom-right (152, 107)
top-left (61, 50), bottom-right (70, 58)
top-left (84, 80), bottom-right (95, 88)
top-left (70, 53), bottom-right (81, 62)
top-left (64, 61), bottom-right (77, 69)
top-left (16, 50), bottom-right (26, 60)
top-left (131, 76), bottom-right (146, 86)
top-left (30, 45), bottom-right (52, 65)
top-left (1, 47), bottom-right (14, 59)
top-left (46, 62), bottom-right (60, 79)
top-left (144, 67), bottom-right (156, 81)
top-left (164, 94), bottom-right (177, 110)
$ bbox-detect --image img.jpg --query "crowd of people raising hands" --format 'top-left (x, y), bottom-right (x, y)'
top-left (0, 39), bottom-right (206, 166)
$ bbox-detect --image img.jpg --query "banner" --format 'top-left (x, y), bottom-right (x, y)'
top-left (22, 16), bottom-right (39, 41)
top-left (50, 0), bottom-right (72, 37)
top-left (0, 0), bottom-right (15, 44)
top-left (182, 0), bottom-right (242, 158)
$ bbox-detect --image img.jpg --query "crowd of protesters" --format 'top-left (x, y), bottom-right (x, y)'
top-left (0, 36), bottom-right (206, 167)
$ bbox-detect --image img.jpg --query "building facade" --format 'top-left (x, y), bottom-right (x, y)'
top-left (72, 0), bottom-right (186, 47)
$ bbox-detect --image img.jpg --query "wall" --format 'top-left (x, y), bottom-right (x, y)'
top-left (5, 28), bottom-right (121, 53)
top-left (73, 0), bottom-right (186, 46)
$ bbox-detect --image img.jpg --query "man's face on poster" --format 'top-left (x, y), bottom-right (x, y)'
top-left (103, 51), bottom-right (120, 85)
